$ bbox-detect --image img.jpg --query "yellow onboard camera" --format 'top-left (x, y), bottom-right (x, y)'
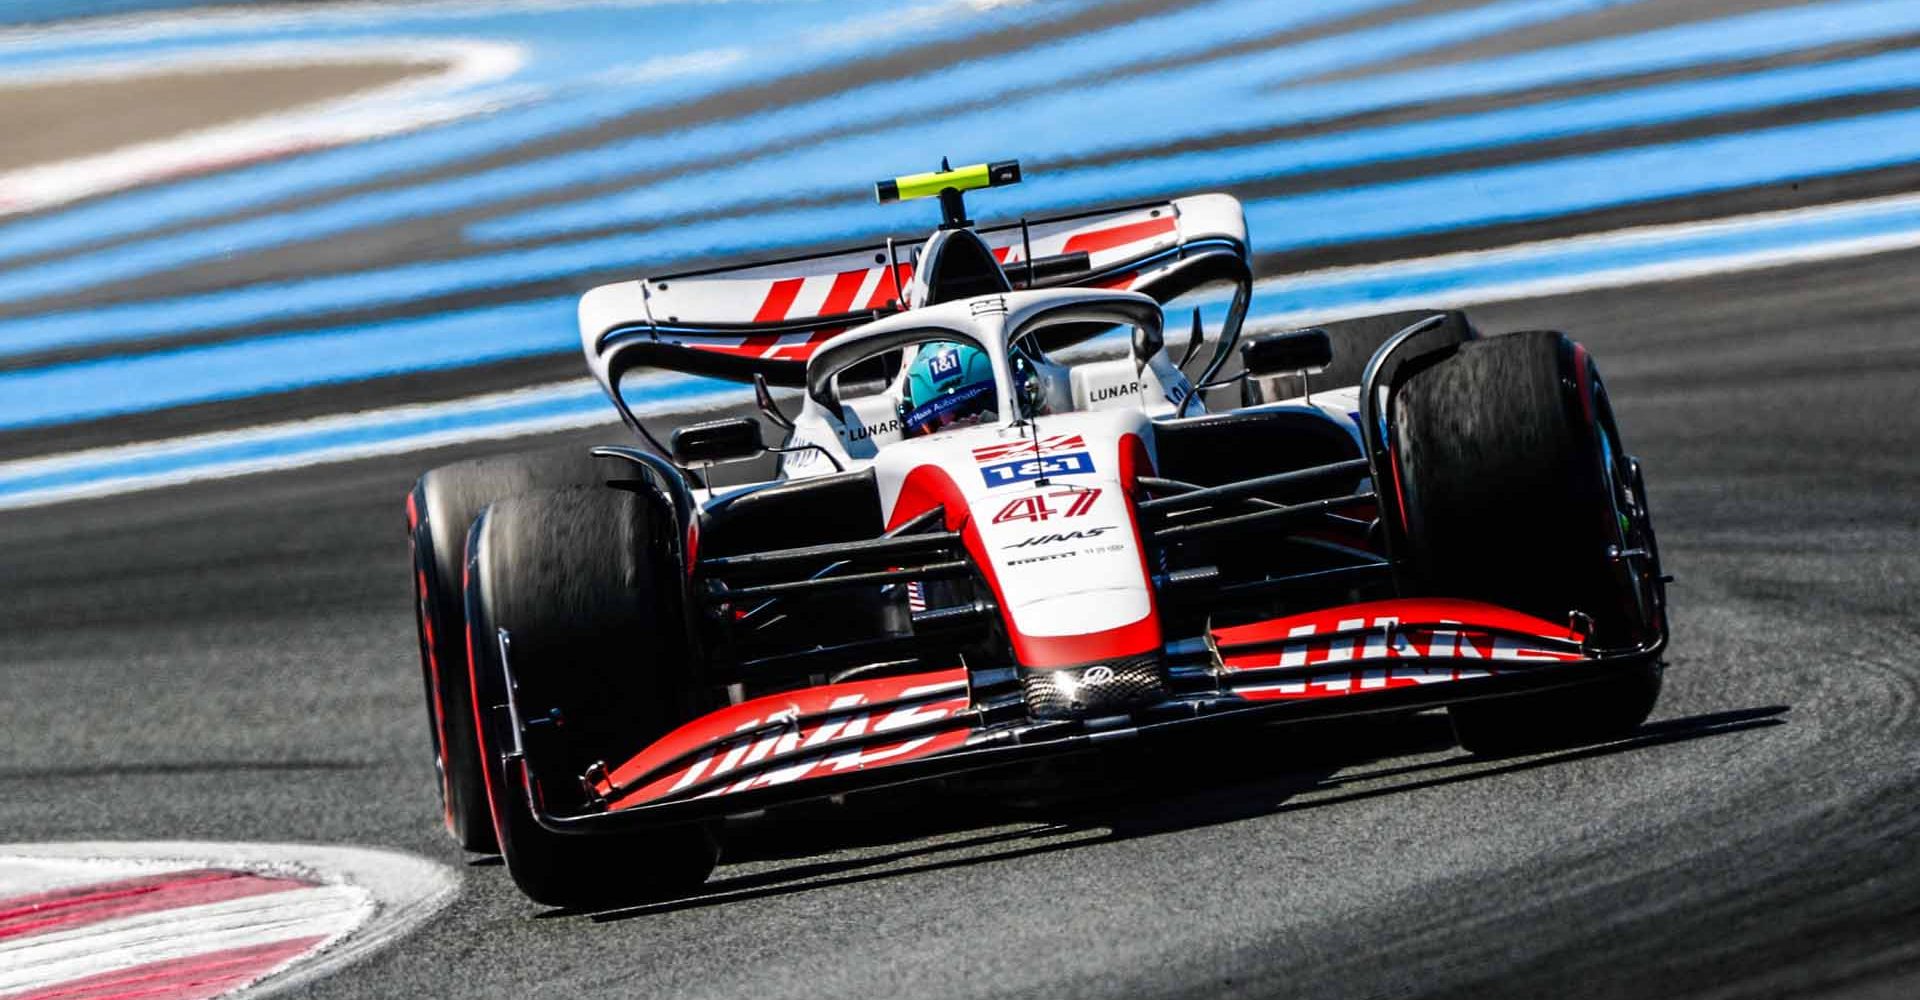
top-left (875, 158), bottom-right (1021, 228)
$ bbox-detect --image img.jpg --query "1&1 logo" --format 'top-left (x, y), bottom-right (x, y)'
top-left (927, 346), bottom-right (963, 383)
top-left (979, 451), bottom-right (1095, 487)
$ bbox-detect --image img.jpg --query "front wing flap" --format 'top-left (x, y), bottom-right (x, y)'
top-left (504, 598), bottom-right (1663, 834)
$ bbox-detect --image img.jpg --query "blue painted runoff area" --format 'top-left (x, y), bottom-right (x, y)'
top-left (6, 187), bottom-right (1920, 434)
top-left (9, 42), bottom-right (1920, 360)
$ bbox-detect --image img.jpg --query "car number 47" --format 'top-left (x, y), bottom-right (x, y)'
top-left (993, 486), bottom-right (1102, 524)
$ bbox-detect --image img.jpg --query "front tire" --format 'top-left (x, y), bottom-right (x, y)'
top-left (1391, 330), bottom-right (1662, 755)
top-left (465, 485), bottom-right (717, 908)
top-left (407, 447), bottom-right (613, 851)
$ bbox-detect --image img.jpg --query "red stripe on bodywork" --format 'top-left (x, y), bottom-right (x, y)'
top-left (0, 870), bottom-right (311, 942)
top-left (602, 667), bottom-right (969, 809)
top-left (1213, 598), bottom-right (1581, 650)
top-left (1211, 597), bottom-right (1584, 701)
top-left (887, 463), bottom-right (1025, 654)
top-left (865, 263), bottom-right (914, 310)
top-left (413, 567), bottom-right (454, 834)
top-left (407, 488), bottom-right (456, 833)
top-left (464, 555), bottom-right (504, 841)
top-left (602, 666), bottom-right (966, 792)
top-left (1014, 433), bottom-right (1161, 668)
top-left (4, 935), bottom-right (326, 1000)
top-left (1063, 216), bottom-right (1176, 256)
top-left (740, 277), bottom-right (808, 357)
top-left (1387, 444), bottom-right (1411, 536)
top-left (891, 447), bottom-right (1162, 670)
top-left (765, 327), bottom-right (847, 361)
top-left (752, 278), bottom-right (804, 322)
top-left (818, 268), bottom-right (868, 317)
top-left (738, 334), bottom-right (781, 358)
top-left (887, 463), bottom-right (972, 534)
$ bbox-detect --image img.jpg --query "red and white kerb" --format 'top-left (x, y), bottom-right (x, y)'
top-left (0, 856), bottom-right (371, 1000)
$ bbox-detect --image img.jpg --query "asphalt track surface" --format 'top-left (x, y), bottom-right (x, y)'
top-left (1, 241), bottom-right (1915, 999)
top-left (5, 2), bottom-right (1920, 998)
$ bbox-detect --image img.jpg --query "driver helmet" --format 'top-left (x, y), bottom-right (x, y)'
top-left (899, 341), bottom-right (998, 437)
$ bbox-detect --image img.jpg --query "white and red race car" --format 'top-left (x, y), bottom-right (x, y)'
top-left (406, 160), bottom-right (1670, 907)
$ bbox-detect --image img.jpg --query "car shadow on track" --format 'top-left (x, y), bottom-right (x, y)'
top-left (0, 758), bottom-right (373, 781)
top-left (580, 705), bottom-right (1788, 921)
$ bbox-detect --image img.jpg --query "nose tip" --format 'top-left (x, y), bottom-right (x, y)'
top-left (1019, 656), bottom-right (1168, 719)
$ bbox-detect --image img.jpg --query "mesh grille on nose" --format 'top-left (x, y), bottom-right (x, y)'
top-left (1021, 655), bottom-right (1166, 719)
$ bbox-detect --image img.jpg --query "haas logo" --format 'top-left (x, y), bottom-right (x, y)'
top-left (1005, 526), bottom-right (1115, 549)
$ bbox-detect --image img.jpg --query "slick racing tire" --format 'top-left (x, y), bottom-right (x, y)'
top-left (1391, 330), bottom-right (1662, 756)
top-left (407, 446), bottom-right (613, 852)
top-left (464, 485), bottom-right (717, 909)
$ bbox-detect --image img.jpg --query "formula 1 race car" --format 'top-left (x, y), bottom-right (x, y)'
top-left (406, 160), bottom-right (1669, 907)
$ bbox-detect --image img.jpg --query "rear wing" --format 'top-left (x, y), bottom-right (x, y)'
top-left (578, 194), bottom-right (1251, 430)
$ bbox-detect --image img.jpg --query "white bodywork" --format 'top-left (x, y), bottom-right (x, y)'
top-left (886, 408), bottom-right (1156, 643)
top-left (573, 191), bottom-right (1362, 666)
top-left (577, 194), bottom-right (1248, 377)
top-left (778, 289), bottom-right (1192, 472)
top-left (786, 289), bottom-right (1182, 650)
top-left (768, 286), bottom-right (1357, 660)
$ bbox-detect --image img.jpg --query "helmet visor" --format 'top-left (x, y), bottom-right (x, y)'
top-left (901, 380), bottom-right (996, 437)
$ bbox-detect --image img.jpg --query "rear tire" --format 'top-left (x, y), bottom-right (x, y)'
top-left (1391, 330), bottom-right (1661, 755)
top-left (465, 485), bottom-right (717, 908)
top-left (407, 446), bottom-right (612, 851)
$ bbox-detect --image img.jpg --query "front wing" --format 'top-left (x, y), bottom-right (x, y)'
top-left (499, 597), bottom-right (1665, 834)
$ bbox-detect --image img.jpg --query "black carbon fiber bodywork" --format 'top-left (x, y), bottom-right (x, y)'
top-left (1020, 655), bottom-right (1169, 718)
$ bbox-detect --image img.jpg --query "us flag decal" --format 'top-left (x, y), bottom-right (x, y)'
top-left (971, 434), bottom-right (1086, 464)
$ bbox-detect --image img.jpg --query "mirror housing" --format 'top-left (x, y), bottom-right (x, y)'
top-left (1241, 328), bottom-right (1332, 378)
top-left (670, 417), bottom-right (764, 467)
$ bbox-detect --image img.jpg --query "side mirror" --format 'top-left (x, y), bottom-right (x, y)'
top-left (1131, 320), bottom-right (1165, 374)
top-left (670, 417), bottom-right (764, 467)
top-left (1241, 328), bottom-right (1332, 378)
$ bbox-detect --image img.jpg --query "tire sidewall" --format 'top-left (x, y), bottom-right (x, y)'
top-left (463, 487), bottom-right (717, 908)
